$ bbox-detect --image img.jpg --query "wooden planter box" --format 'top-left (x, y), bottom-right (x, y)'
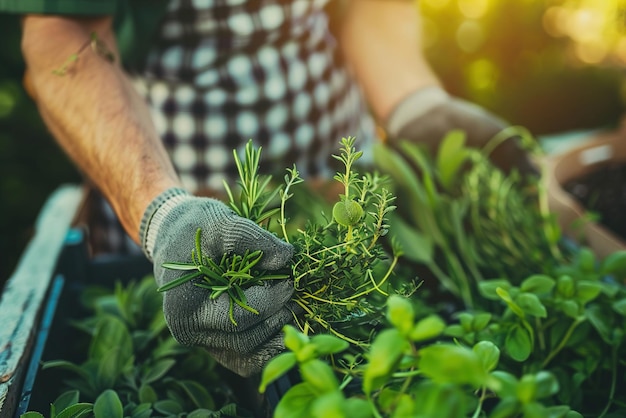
top-left (0, 185), bottom-right (84, 418)
top-left (0, 185), bottom-right (159, 417)
top-left (545, 129), bottom-right (626, 258)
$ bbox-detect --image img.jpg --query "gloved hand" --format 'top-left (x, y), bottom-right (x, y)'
top-left (385, 85), bottom-right (537, 176)
top-left (140, 187), bottom-right (296, 377)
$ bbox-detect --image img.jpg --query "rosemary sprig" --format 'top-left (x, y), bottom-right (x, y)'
top-left (158, 228), bottom-right (289, 325)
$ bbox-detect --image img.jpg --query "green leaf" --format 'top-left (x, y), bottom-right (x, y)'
top-left (388, 213), bottom-right (434, 264)
top-left (523, 402), bottom-right (551, 418)
top-left (409, 314), bottom-right (446, 342)
top-left (489, 398), bottom-right (521, 418)
top-left (600, 250), bottom-right (626, 277)
top-left (89, 315), bottom-right (133, 363)
top-left (558, 299), bottom-right (580, 318)
top-left (161, 262), bottom-right (198, 271)
top-left (436, 130), bottom-right (470, 191)
top-left (153, 400), bottom-right (184, 416)
top-left (556, 275), bottom-right (575, 298)
top-left (55, 404), bottom-right (94, 418)
top-left (386, 295), bottom-right (414, 336)
top-left (516, 375), bottom-right (537, 404)
top-left (497, 287), bottom-right (525, 319)
top-left (274, 382), bottom-right (316, 418)
top-left (129, 403), bottom-right (152, 418)
top-left (93, 390), bottom-right (123, 418)
top-left (138, 384), bottom-right (157, 404)
top-left (544, 405), bottom-right (578, 418)
top-left (283, 325), bottom-right (309, 353)
top-left (310, 334), bottom-right (349, 356)
top-left (443, 324), bottom-right (465, 338)
top-left (363, 329), bottom-right (408, 394)
top-left (53, 390), bottom-right (80, 412)
top-left (343, 398), bottom-right (372, 418)
top-left (491, 371), bottom-right (518, 397)
top-left (96, 347), bottom-right (131, 389)
top-left (309, 391), bottom-right (347, 418)
top-left (418, 344), bottom-right (486, 387)
top-left (259, 352), bottom-right (297, 393)
top-left (576, 247), bottom-right (597, 273)
top-left (473, 340), bottom-right (500, 372)
top-left (20, 413), bottom-right (45, 418)
top-left (472, 312), bottom-right (492, 331)
top-left (515, 292), bottom-right (547, 318)
top-left (299, 359), bottom-right (339, 394)
top-left (157, 270), bottom-right (203, 292)
top-left (612, 298), bottom-right (626, 316)
top-left (142, 358), bottom-right (176, 384)
top-left (534, 371), bottom-right (560, 399)
top-left (586, 304), bottom-right (614, 344)
top-left (41, 360), bottom-right (91, 381)
top-left (175, 380), bottom-right (216, 410)
top-left (576, 281), bottom-right (603, 305)
top-left (411, 381), bottom-right (468, 418)
top-left (505, 324), bottom-right (532, 361)
top-left (520, 275), bottom-right (555, 294)
top-left (478, 279), bottom-right (512, 300)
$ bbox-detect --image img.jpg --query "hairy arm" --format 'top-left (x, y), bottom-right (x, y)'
top-left (21, 15), bottom-right (181, 243)
top-left (337, 0), bottom-right (441, 122)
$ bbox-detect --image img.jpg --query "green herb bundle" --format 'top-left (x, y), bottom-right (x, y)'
top-left (160, 137), bottom-right (406, 345)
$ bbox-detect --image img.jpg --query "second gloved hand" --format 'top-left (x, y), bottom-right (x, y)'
top-left (385, 85), bottom-right (537, 176)
top-left (140, 188), bottom-right (296, 377)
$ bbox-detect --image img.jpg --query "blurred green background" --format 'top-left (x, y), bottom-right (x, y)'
top-left (1, 0), bottom-right (626, 282)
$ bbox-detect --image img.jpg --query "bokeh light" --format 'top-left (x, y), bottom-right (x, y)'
top-left (419, 0), bottom-right (626, 133)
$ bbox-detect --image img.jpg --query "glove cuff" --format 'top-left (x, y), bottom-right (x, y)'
top-left (140, 187), bottom-right (192, 261)
top-left (385, 85), bottom-right (450, 139)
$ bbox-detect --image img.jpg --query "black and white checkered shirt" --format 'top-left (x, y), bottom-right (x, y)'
top-left (134, 0), bottom-right (376, 191)
top-left (92, 0), bottom-right (377, 254)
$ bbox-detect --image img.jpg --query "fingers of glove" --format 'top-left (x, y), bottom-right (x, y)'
top-left (222, 215), bottom-right (295, 271)
top-left (208, 334), bottom-right (286, 377)
top-left (162, 279), bottom-right (295, 336)
top-left (167, 298), bottom-right (295, 370)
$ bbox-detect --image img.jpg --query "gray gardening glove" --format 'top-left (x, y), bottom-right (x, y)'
top-left (385, 85), bottom-right (537, 176)
top-left (140, 188), bottom-right (296, 377)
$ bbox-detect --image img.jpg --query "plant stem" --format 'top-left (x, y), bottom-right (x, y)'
top-left (598, 344), bottom-right (619, 418)
top-left (541, 317), bottom-right (584, 368)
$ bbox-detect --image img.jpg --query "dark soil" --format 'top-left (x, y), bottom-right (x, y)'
top-left (563, 162), bottom-right (626, 242)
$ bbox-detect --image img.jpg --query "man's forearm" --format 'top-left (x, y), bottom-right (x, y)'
top-left (338, 0), bottom-right (441, 122)
top-left (22, 15), bottom-right (181, 243)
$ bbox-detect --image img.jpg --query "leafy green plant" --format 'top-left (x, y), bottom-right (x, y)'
top-left (375, 128), bottom-right (565, 308)
top-left (253, 131), bottom-right (626, 417)
top-left (23, 276), bottom-right (251, 418)
top-left (259, 295), bottom-right (584, 418)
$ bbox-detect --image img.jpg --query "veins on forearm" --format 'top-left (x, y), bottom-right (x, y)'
top-left (52, 31), bottom-right (115, 76)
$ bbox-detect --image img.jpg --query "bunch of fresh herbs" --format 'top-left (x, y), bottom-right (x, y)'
top-left (160, 137), bottom-right (407, 346)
